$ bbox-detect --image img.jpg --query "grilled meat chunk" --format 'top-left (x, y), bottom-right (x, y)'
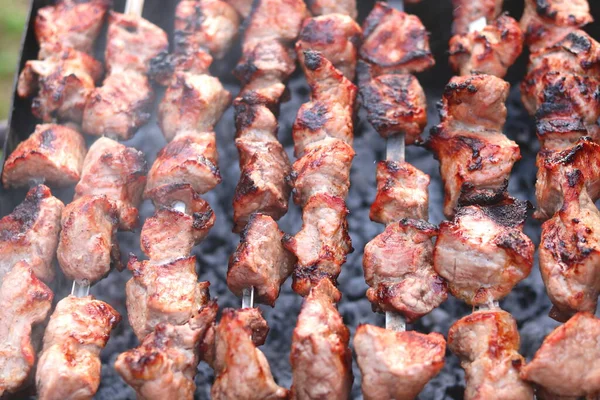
top-left (521, 312), bottom-right (600, 398)
top-left (57, 195), bottom-right (120, 284)
top-left (293, 50), bottom-right (357, 157)
top-left (520, 0), bottom-right (593, 52)
top-left (35, 0), bottom-right (110, 54)
top-left (0, 262), bottom-right (52, 397)
top-left (226, 0), bottom-right (253, 17)
top-left (370, 161), bottom-right (430, 224)
top-left (0, 185), bottom-right (63, 283)
top-left (2, 124), bottom-right (86, 189)
top-left (75, 137), bottom-right (147, 231)
top-left (306, 0), bottom-right (357, 19)
top-left (36, 296), bottom-right (120, 400)
top-left (174, 0), bottom-right (240, 59)
top-left (363, 219), bottom-right (447, 322)
top-left (361, 2), bottom-right (435, 76)
top-left (17, 45), bottom-right (103, 122)
top-left (127, 256), bottom-right (211, 340)
top-left (449, 15), bottom-right (524, 78)
top-left (451, 0), bottom-right (502, 35)
top-left (433, 200), bottom-right (534, 305)
top-left (296, 14), bottom-right (361, 81)
top-left (116, 302), bottom-right (218, 400)
top-left (228, 214), bottom-right (295, 306)
top-left (284, 193), bottom-right (352, 298)
top-left (354, 324), bottom-right (446, 400)
top-left (290, 279), bottom-right (353, 399)
top-left (428, 74), bottom-right (519, 217)
top-left (448, 309), bottom-right (533, 400)
top-left (212, 308), bottom-right (288, 400)
top-left (539, 169), bottom-right (600, 321)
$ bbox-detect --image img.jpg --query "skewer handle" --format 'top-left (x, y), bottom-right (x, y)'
top-left (385, 311), bottom-right (406, 332)
top-left (242, 287), bottom-right (255, 309)
top-left (124, 0), bottom-right (145, 17)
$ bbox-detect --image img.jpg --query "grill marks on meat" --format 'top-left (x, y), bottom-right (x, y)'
top-left (228, 214), bottom-right (295, 306)
top-left (0, 185), bottom-right (63, 283)
top-left (363, 219), bottom-right (448, 322)
top-left (306, 0), bottom-right (357, 20)
top-left (83, 12), bottom-right (168, 139)
top-left (36, 295), bottom-right (120, 400)
top-left (354, 324), bottom-right (446, 400)
top-left (290, 280), bottom-right (353, 399)
top-left (428, 75), bottom-right (520, 218)
top-left (434, 200), bottom-right (534, 305)
top-left (520, 0), bottom-right (593, 52)
top-left (521, 312), bottom-right (600, 398)
top-left (449, 15), bottom-right (524, 78)
top-left (2, 124), bottom-right (86, 189)
top-left (448, 309), bottom-right (533, 400)
top-left (451, 0), bottom-right (502, 35)
top-left (211, 308), bottom-right (288, 399)
top-left (0, 262), bottom-right (52, 397)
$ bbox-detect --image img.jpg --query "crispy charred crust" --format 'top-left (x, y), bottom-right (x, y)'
top-left (148, 51), bottom-right (174, 86)
top-left (456, 198), bottom-right (531, 229)
top-left (303, 50), bottom-right (323, 71)
top-left (0, 185), bottom-right (52, 241)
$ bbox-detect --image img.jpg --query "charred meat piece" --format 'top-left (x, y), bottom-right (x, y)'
top-left (2, 124), bottom-right (86, 189)
top-left (36, 296), bottom-right (120, 400)
top-left (75, 137), bottom-right (147, 231)
top-left (370, 161), bottom-right (430, 224)
top-left (292, 50), bottom-right (357, 157)
top-left (448, 309), bottom-right (533, 400)
top-left (296, 14), bottom-right (361, 81)
top-left (174, 0), bottom-right (240, 59)
top-left (115, 302), bottom-right (218, 400)
top-left (539, 169), bottom-right (600, 321)
top-left (449, 15), bottom-right (524, 78)
top-left (520, 0), bottom-right (593, 52)
top-left (451, 0), bottom-right (502, 35)
top-left (521, 312), bottom-right (600, 398)
top-left (363, 219), bottom-right (447, 322)
top-left (228, 214), bottom-right (295, 306)
top-left (57, 195), bottom-right (120, 284)
top-left (0, 185), bottom-right (63, 283)
top-left (284, 193), bottom-right (352, 298)
top-left (0, 262), bottom-right (52, 397)
top-left (35, 0), bottom-right (110, 54)
top-left (127, 256), bottom-right (211, 340)
top-left (428, 75), bottom-right (519, 217)
top-left (433, 200), bottom-right (534, 305)
top-left (354, 324), bottom-right (446, 400)
top-left (290, 279), bottom-right (353, 399)
top-left (17, 45), bottom-right (103, 122)
top-left (211, 308), bottom-right (288, 400)
top-left (361, 2), bottom-right (435, 76)
top-left (306, 0), bottom-right (357, 19)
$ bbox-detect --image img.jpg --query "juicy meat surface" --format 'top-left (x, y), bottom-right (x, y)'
top-left (284, 193), bottom-right (352, 298)
top-left (428, 74), bottom-right (519, 217)
top-left (115, 302), bottom-right (218, 400)
top-left (296, 14), bottom-right (361, 81)
top-left (0, 184), bottom-right (63, 283)
top-left (211, 308), bottom-right (288, 400)
top-left (363, 219), bottom-right (448, 322)
top-left (449, 15), bottom-right (524, 78)
top-left (0, 262), bottom-right (52, 397)
top-left (448, 309), bottom-right (533, 400)
top-left (370, 161), bottom-right (430, 224)
top-left (361, 2), bottom-right (435, 76)
top-left (306, 0), bottom-right (357, 19)
top-left (36, 295), bottom-right (120, 400)
top-left (520, 0), bottom-right (593, 52)
top-left (354, 324), bottom-right (446, 400)
top-left (75, 137), bottom-right (147, 231)
top-left (2, 124), bottom-right (86, 188)
top-left (451, 0), bottom-right (501, 34)
top-left (521, 312), bottom-right (600, 398)
top-left (290, 280), bottom-right (353, 399)
top-left (433, 200), bottom-right (534, 305)
top-left (57, 195), bottom-right (120, 284)
top-left (228, 214), bottom-right (295, 306)
top-left (35, 0), bottom-right (110, 54)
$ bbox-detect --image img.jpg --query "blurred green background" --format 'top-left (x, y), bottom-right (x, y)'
top-left (0, 0), bottom-right (28, 121)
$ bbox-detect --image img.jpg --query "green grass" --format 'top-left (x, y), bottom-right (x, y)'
top-left (0, 0), bottom-right (28, 120)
